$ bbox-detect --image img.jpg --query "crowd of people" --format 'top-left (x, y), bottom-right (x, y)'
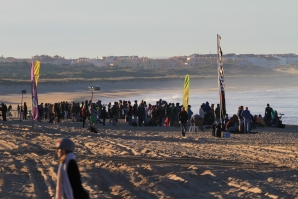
top-left (1, 100), bottom-right (284, 137)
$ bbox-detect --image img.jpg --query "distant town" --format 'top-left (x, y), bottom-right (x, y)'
top-left (1, 53), bottom-right (298, 68)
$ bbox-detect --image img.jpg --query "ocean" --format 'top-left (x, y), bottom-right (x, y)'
top-left (98, 87), bottom-right (298, 125)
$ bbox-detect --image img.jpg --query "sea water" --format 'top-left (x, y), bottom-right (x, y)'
top-left (99, 88), bottom-right (298, 125)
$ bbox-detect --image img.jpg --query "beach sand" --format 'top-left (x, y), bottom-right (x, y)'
top-left (1, 76), bottom-right (298, 198)
top-left (0, 117), bottom-right (297, 198)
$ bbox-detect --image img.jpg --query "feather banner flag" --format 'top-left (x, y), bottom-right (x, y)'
top-left (183, 74), bottom-right (190, 112)
top-left (31, 61), bottom-right (39, 120)
top-left (217, 34), bottom-right (226, 119)
top-left (34, 60), bottom-right (40, 87)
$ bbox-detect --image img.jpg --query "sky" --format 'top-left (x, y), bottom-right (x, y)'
top-left (1, 0), bottom-right (297, 59)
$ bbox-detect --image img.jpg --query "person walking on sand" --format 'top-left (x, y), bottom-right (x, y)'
top-left (179, 106), bottom-right (188, 137)
top-left (55, 138), bottom-right (89, 199)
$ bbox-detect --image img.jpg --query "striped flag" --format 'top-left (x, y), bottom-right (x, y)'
top-left (217, 34), bottom-right (226, 119)
top-left (183, 74), bottom-right (190, 112)
top-left (34, 60), bottom-right (40, 87)
top-left (31, 61), bottom-right (39, 120)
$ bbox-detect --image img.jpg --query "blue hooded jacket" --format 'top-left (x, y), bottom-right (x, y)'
top-left (204, 102), bottom-right (211, 114)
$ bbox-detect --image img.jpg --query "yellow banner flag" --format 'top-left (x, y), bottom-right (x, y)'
top-left (34, 61), bottom-right (40, 87)
top-left (183, 74), bottom-right (190, 112)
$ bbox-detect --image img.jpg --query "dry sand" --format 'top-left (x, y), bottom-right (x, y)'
top-left (1, 76), bottom-right (298, 198)
top-left (0, 117), bottom-right (298, 199)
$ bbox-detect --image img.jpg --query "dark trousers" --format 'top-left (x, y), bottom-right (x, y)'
top-left (82, 117), bottom-right (86, 128)
top-left (138, 116), bottom-right (143, 126)
top-left (2, 112), bottom-right (6, 121)
top-left (181, 122), bottom-right (187, 136)
top-left (103, 118), bottom-right (106, 126)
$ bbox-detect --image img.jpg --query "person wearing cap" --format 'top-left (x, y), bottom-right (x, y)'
top-left (55, 138), bottom-right (89, 199)
top-left (241, 107), bottom-right (251, 134)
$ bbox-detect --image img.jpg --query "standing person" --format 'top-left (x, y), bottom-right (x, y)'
top-left (127, 101), bottom-right (132, 126)
top-left (169, 103), bottom-right (175, 126)
top-left (81, 105), bottom-right (87, 128)
top-left (89, 103), bottom-right (97, 127)
top-left (241, 107), bottom-right (251, 134)
top-left (178, 107), bottom-right (188, 137)
top-left (237, 106), bottom-right (244, 132)
top-left (96, 100), bottom-right (103, 123)
top-left (138, 103), bottom-right (145, 126)
top-left (101, 106), bottom-right (107, 126)
top-left (1, 103), bottom-right (7, 121)
top-left (187, 105), bottom-right (193, 126)
top-left (265, 103), bottom-right (273, 126)
top-left (199, 104), bottom-right (205, 121)
top-left (55, 138), bottom-right (89, 199)
top-left (203, 102), bottom-right (211, 125)
top-left (17, 105), bottom-right (20, 119)
top-left (64, 102), bottom-right (69, 120)
top-left (23, 102), bottom-right (28, 120)
top-left (215, 104), bottom-right (220, 123)
top-left (210, 104), bottom-right (215, 125)
top-left (132, 100), bottom-right (138, 124)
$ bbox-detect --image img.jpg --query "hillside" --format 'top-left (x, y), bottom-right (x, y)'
top-left (0, 62), bottom-right (294, 85)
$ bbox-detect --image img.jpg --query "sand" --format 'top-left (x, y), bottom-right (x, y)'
top-left (0, 117), bottom-right (298, 198)
top-left (1, 77), bottom-right (298, 198)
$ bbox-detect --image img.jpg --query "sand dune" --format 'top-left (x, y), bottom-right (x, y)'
top-left (0, 118), bottom-right (297, 198)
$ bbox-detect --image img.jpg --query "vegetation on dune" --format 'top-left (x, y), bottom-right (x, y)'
top-left (0, 62), bottom-right (293, 85)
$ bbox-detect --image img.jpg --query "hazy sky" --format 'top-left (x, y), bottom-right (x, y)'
top-left (1, 0), bottom-right (297, 58)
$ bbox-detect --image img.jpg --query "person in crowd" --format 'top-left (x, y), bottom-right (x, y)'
top-left (190, 114), bottom-right (204, 132)
top-left (90, 103), bottom-right (97, 127)
top-left (55, 138), bottom-right (89, 199)
top-left (203, 101), bottom-right (211, 125)
top-left (159, 104), bottom-right (166, 126)
top-left (64, 102), bottom-right (69, 120)
top-left (187, 105), bottom-right (193, 126)
top-left (169, 103), bottom-right (175, 126)
top-left (241, 107), bottom-right (251, 133)
top-left (265, 103), bottom-right (273, 126)
top-left (17, 105), bottom-right (21, 119)
top-left (237, 106), bottom-right (244, 132)
top-left (199, 104), bottom-right (205, 122)
top-left (23, 102), bottom-right (28, 120)
top-left (101, 106), bottom-right (107, 126)
top-left (48, 103), bottom-right (53, 122)
top-left (127, 101), bottom-right (133, 126)
top-left (138, 103), bottom-right (145, 126)
top-left (132, 100), bottom-right (138, 124)
top-left (1, 103), bottom-right (7, 121)
top-left (214, 104), bottom-right (220, 123)
top-left (225, 117), bottom-right (236, 132)
top-left (81, 105), bottom-right (87, 128)
top-left (96, 100), bottom-right (102, 123)
top-left (178, 106), bottom-right (188, 137)
top-left (210, 104), bottom-right (215, 125)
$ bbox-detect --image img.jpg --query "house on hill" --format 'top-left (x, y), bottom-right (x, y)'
top-left (110, 59), bottom-right (141, 67)
top-left (186, 57), bottom-right (210, 66)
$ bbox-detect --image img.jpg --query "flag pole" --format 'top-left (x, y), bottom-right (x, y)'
top-left (217, 34), bottom-right (221, 124)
